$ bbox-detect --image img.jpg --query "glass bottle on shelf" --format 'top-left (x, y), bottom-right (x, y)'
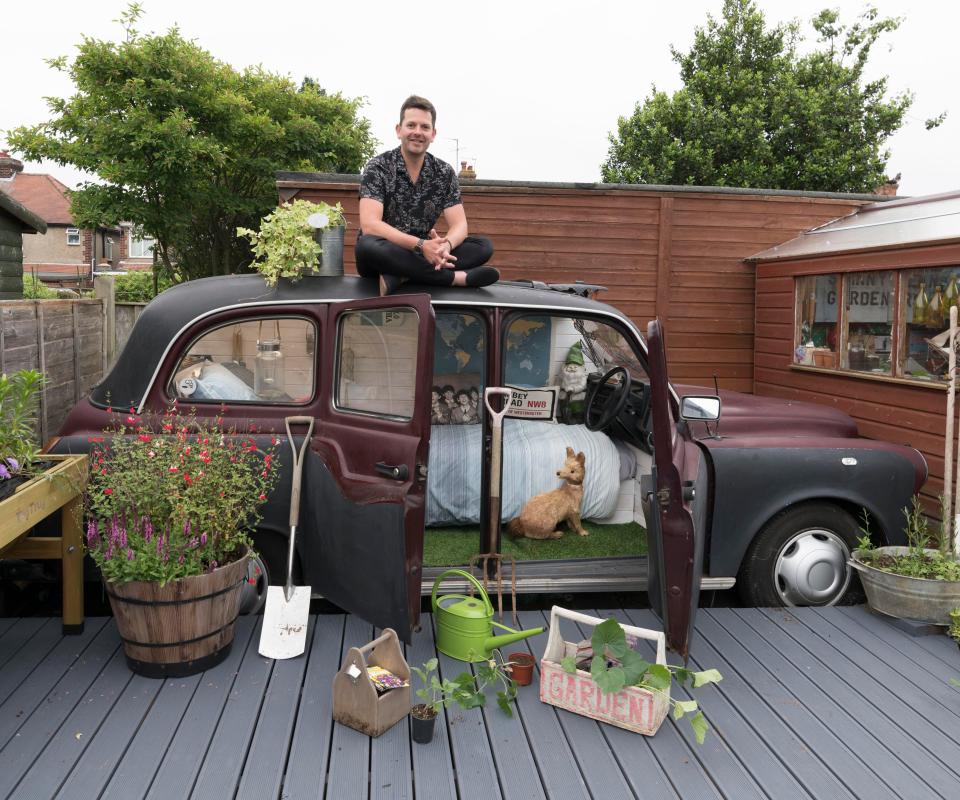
top-left (946, 274), bottom-right (959, 311)
top-left (927, 285), bottom-right (945, 328)
top-left (913, 282), bottom-right (929, 325)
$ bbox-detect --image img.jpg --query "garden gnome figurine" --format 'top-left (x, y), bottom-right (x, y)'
top-left (559, 341), bottom-right (588, 424)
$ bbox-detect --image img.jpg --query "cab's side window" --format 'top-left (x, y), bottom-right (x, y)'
top-left (336, 308), bottom-right (420, 419)
top-left (168, 317), bottom-right (316, 403)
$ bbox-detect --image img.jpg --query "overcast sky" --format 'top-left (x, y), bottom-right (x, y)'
top-left (2, 0), bottom-right (956, 197)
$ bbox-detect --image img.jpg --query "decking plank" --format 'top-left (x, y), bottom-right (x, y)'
top-left (837, 606), bottom-right (960, 672)
top-left (234, 619), bottom-right (316, 800)
top-left (0, 619), bottom-right (61, 704)
top-left (0, 620), bottom-right (120, 798)
top-left (0, 618), bottom-right (105, 749)
top-left (727, 608), bottom-right (952, 799)
top-left (472, 628), bottom-right (546, 800)
top-left (99, 672), bottom-right (204, 800)
top-left (407, 609), bottom-right (458, 800)
top-left (0, 618), bottom-right (47, 672)
top-left (756, 607), bottom-right (960, 769)
top-left (699, 610), bottom-right (902, 800)
top-left (436, 639), bottom-right (503, 800)
top-left (282, 613), bottom-right (346, 800)
top-left (369, 679), bottom-right (413, 800)
top-left (143, 616), bottom-right (257, 800)
top-left (741, 609), bottom-right (960, 796)
top-left (580, 609), bottom-right (729, 800)
top-left (535, 608), bottom-right (644, 800)
top-left (624, 609), bottom-right (808, 800)
top-left (326, 614), bottom-right (374, 800)
top-left (511, 611), bottom-right (595, 800)
top-left (6, 645), bottom-right (132, 800)
top-left (0, 618), bottom-right (16, 639)
top-left (805, 607), bottom-right (960, 728)
top-left (190, 618), bottom-right (274, 800)
top-left (51, 670), bottom-right (164, 800)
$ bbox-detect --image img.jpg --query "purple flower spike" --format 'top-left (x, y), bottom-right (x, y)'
top-left (6, 458), bottom-right (19, 472)
top-left (0, 463), bottom-right (10, 480)
top-left (127, 548), bottom-right (134, 561)
top-left (200, 533), bottom-right (207, 546)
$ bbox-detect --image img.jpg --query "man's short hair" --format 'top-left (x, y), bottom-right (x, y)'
top-left (400, 95), bottom-right (436, 127)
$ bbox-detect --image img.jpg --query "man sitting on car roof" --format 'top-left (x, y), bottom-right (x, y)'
top-left (355, 95), bottom-right (498, 296)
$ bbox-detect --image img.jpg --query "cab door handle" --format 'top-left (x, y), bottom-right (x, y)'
top-left (375, 462), bottom-right (409, 481)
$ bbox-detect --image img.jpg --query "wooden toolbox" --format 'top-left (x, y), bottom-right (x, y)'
top-left (539, 606), bottom-right (669, 735)
top-left (332, 628), bottom-right (410, 737)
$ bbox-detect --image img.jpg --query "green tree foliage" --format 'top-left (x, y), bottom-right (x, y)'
top-left (8, 4), bottom-right (374, 281)
top-left (602, 0), bottom-right (939, 192)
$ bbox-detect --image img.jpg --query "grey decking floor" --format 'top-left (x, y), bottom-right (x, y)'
top-left (1, 606), bottom-right (959, 800)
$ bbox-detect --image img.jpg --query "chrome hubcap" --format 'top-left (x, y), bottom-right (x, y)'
top-left (774, 529), bottom-right (852, 606)
top-left (239, 553), bottom-right (268, 614)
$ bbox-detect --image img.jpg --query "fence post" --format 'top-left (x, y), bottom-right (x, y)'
top-left (95, 275), bottom-right (116, 369)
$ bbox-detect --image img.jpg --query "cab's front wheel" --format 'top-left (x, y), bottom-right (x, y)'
top-left (738, 503), bottom-right (863, 607)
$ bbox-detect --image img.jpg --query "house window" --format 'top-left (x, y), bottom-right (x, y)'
top-left (794, 267), bottom-right (960, 383)
top-left (129, 228), bottom-right (155, 258)
top-left (66, 228), bottom-right (80, 246)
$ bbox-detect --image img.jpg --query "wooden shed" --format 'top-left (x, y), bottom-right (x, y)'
top-left (277, 172), bottom-right (881, 393)
top-left (748, 190), bottom-right (960, 506)
top-left (0, 189), bottom-right (46, 299)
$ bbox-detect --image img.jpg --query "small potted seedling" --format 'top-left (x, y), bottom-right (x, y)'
top-left (410, 658), bottom-right (460, 744)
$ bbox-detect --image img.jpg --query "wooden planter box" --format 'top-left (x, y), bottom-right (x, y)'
top-left (539, 606), bottom-right (669, 735)
top-left (0, 454), bottom-right (88, 633)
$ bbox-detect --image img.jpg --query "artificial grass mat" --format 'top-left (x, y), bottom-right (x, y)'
top-left (423, 520), bottom-right (647, 567)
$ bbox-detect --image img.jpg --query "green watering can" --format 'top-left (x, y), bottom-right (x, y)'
top-left (431, 569), bottom-right (545, 663)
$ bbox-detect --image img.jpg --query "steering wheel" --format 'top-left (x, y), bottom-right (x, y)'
top-left (585, 366), bottom-right (632, 432)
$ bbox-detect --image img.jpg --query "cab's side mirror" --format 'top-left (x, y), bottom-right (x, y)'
top-left (680, 395), bottom-right (721, 422)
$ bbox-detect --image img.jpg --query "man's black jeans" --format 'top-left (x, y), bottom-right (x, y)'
top-left (355, 234), bottom-right (494, 287)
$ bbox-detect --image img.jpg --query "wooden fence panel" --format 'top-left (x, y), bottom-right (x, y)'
top-left (279, 174), bottom-right (870, 391)
top-left (0, 299), bottom-right (104, 445)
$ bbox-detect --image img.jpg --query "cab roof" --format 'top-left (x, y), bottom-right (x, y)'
top-left (91, 273), bottom-right (630, 410)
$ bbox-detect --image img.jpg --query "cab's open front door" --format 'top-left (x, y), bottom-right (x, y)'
top-left (644, 318), bottom-right (704, 660)
top-left (300, 294), bottom-right (434, 641)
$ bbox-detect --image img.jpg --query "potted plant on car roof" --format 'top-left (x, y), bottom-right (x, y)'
top-left (84, 404), bottom-right (278, 677)
top-left (238, 199), bottom-right (346, 286)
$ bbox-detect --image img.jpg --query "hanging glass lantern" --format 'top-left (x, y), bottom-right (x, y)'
top-left (255, 320), bottom-right (285, 398)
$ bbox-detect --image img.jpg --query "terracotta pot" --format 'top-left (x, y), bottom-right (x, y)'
top-left (410, 704), bottom-right (437, 744)
top-left (508, 652), bottom-right (536, 686)
top-left (105, 552), bottom-right (249, 678)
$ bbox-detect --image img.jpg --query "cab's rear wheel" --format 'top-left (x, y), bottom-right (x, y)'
top-left (738, 503), bottom-right (863, 607)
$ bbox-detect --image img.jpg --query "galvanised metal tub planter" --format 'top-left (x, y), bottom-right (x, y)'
top-left (849, 547), bottom-right (960, 625)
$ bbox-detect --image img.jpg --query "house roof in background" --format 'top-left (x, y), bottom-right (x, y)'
top-left (0, 187), bottom-right (47, 234)
top-left (0, 172), bottom-right (74, 225)
top-left (747, 190), bottom-right (960, 263)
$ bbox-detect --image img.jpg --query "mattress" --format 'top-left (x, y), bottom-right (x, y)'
top-left (426, 419), bottom-right (622, 526)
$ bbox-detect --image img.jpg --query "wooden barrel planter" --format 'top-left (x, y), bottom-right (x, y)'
top-left (105, 553), bottom-right (249, 678)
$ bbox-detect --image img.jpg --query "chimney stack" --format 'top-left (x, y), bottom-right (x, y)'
top-left (0, 151), bottom-right (24, 180)
top-left (458, 160), bottom-right (477, 180)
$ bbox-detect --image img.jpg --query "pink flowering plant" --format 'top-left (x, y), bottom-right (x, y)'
top-left (84, 405), bottom-right (279, 584)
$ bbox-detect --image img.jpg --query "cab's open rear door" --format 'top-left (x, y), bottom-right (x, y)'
top-left (300, 294), bottom-right (434, 641)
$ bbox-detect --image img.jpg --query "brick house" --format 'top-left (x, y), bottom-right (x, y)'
top-left (0, 152), bottom-right (154, 287)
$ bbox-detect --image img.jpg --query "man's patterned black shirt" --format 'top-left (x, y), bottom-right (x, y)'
top-left (359, 148), bottom-right (461, 238)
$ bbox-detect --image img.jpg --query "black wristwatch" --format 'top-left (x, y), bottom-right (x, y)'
top-left (413, 237), bottom-right (424, 256)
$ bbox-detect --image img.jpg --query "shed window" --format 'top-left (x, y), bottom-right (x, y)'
top-left (66, 228), bottom-right (80, 246)
top-left (794, 266), bottom-right (960, 383)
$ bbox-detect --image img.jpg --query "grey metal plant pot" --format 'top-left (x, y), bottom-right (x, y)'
top-left (314, 225), bottom-right (345, 277)
top-left (849, 547), bottom-right (960, 624)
